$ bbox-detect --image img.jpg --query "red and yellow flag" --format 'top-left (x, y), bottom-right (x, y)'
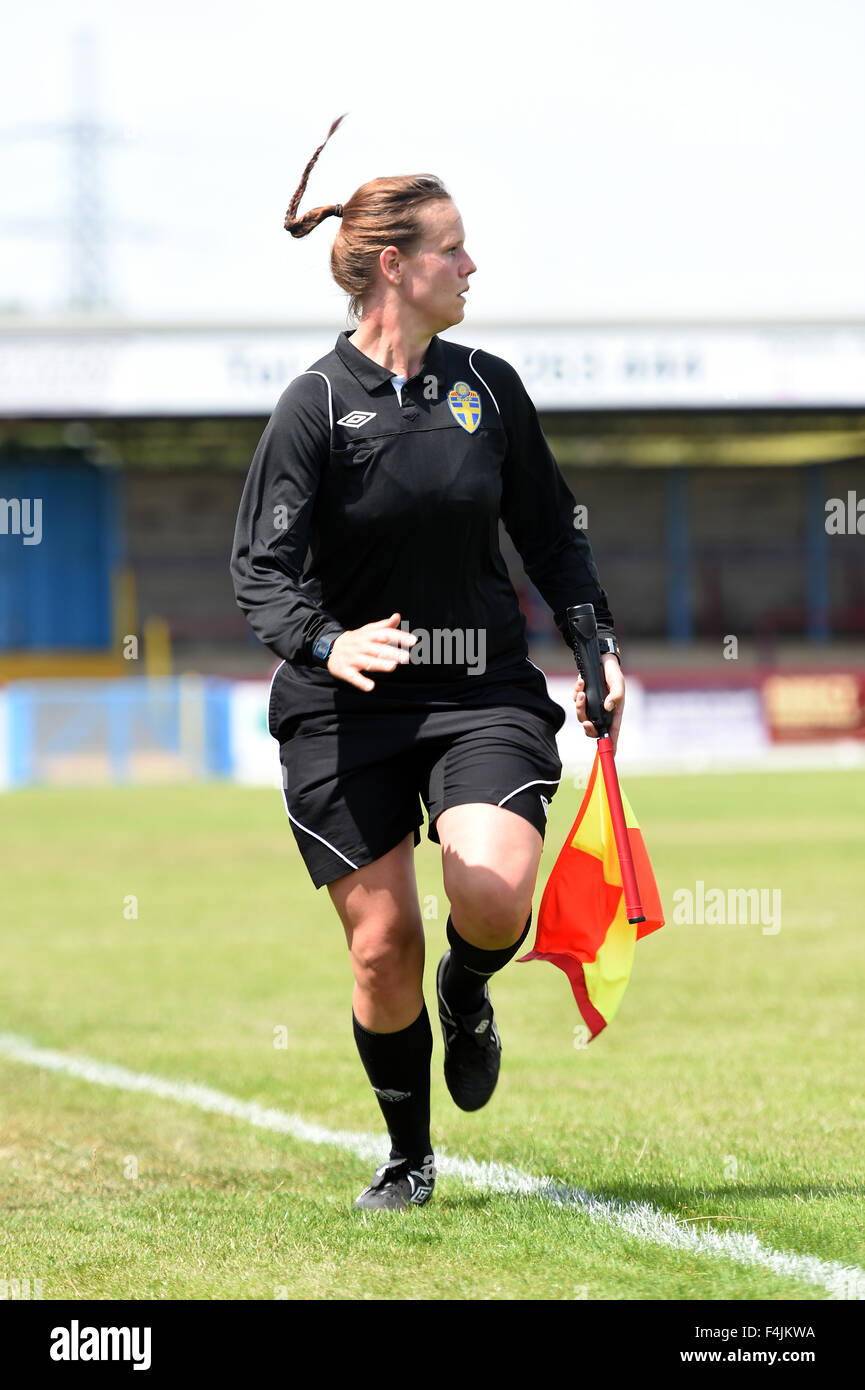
top-left (519, 749), bottom-right (664, 1040)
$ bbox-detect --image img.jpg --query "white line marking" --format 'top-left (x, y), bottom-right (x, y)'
top-left (0, 1031), bottom-right (861, 1300)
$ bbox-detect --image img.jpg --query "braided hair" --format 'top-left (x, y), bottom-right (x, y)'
top-left (284, 116), bottom-right (452, 321)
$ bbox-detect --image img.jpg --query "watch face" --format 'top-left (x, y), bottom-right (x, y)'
top-left (312, 637), bottom-right (331, 661)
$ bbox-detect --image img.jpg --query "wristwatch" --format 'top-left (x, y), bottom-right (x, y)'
top-left (598, 635), bottom-right (622, 665)
top-left (311, 630), bottom-right (343, 665)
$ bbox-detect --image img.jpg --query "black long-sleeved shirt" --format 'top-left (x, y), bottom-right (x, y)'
top-left (230, 330), bottom-right (615, 718)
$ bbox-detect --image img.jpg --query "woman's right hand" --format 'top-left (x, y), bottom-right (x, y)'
top-left (327, 612), bottom-right (417, 692)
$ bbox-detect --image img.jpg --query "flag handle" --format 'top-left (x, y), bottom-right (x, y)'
top-left (565, 603), bottom-right (646, 925)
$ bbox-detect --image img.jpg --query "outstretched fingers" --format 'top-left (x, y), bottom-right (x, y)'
top-left (326, 613), bottom-right (418, 692)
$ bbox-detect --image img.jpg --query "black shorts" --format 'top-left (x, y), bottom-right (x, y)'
top-left (275, 699), bottom-right (564, 889)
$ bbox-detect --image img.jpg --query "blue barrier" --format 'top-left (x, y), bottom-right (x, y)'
top-left (3, 677), bottom-right (233, 787)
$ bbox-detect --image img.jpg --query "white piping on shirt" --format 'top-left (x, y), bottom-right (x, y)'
top-left (468, 349), bottom-right (501, 415)
top-left (302, 370), bottom-right (334, 429)
top-left (266, 660), bottom-right (286, 738)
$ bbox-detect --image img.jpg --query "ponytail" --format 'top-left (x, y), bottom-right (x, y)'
top-left (284, 113), bottom-right (347, 238)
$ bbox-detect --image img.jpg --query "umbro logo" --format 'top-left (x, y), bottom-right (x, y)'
top-left (337, 410), bottom-right (377, 428)
top-left (540, 794), bottom-right (549, 819)
top-left (372, 1086), bottom-right (411, 1102)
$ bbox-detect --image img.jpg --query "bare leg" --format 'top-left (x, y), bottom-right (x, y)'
top-left (437, 803), bottom-right (543, 949)
top-left (327, 831), bottom-right (424, 1032)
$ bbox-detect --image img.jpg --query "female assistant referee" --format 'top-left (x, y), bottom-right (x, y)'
top-left (230, 116), bottom-right (625, 1211)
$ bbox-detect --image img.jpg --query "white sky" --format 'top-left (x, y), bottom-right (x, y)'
top-left (2, 0), bottom-right (864, 322)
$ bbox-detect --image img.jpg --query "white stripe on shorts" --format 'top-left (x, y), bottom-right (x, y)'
top-left (282, 800), bottom-right (359, 872)
top-left (497, 776), bottom-right (562, 809)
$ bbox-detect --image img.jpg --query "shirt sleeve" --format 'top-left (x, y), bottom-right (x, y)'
top-left (229, 374), bottom-right (346, 663)
top-left (485, 353), bottom-right (616, 647)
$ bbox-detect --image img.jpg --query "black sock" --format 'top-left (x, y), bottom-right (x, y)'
top-left (442, 912), bottom-right (532, 1013)
top-left (352, 1004), bottom-right (433, 1173)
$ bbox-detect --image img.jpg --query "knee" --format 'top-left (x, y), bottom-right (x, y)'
top-left (447, 871), bottom-right (532, 944)
top-left (350, 918), bottom-right (424, 998)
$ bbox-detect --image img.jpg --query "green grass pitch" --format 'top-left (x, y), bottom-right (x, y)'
top-left (0, 769), bottom-right (863, 1300)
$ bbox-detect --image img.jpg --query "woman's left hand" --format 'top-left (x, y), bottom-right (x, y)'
top-left (574, 653), bottom-right (625, 756)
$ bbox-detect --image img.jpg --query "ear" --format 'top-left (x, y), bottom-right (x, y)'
top-left (379, 244), bottom-right (402, 285)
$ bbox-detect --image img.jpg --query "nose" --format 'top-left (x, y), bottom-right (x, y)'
top-left (463, 252), bottom-right (477, 276)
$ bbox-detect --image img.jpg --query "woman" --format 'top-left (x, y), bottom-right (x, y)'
top-left (230, 116), bottom-right (624, 1211)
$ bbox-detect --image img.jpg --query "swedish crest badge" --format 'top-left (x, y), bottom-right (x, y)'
top-left (447, 380), bottom-right (482, 434)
